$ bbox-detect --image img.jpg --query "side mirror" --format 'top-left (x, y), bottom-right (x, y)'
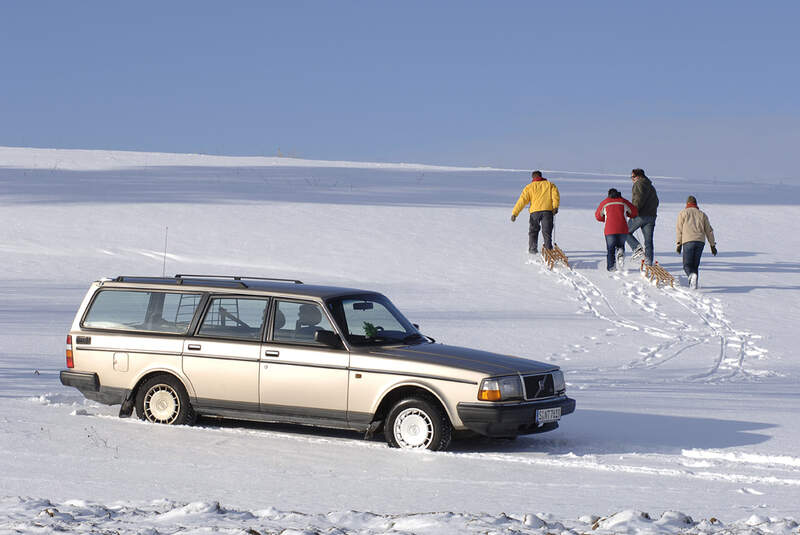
top-left (315, 329), bottom-right (342, 348)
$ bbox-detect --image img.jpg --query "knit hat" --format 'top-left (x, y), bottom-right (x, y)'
top-left (686, 195), bottom-right (697, 205)
top-left (608, 188), bottom-right (621, 198)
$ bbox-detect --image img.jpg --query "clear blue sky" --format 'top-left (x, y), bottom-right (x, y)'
top-left (2, 1), bottom-right (798, 180)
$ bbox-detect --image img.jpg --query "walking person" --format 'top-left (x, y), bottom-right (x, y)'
top-left (596, 188), bottom-right (638, 271)
top-left (625, 168), bottom-right (659, 265)
top-left (676, 195), bottom-right (717, 289)
top-left (510, 171), bottom-right (560, 255)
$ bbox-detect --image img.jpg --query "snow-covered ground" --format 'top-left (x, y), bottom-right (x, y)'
top-left (1, 146), bottom-right (799, 534)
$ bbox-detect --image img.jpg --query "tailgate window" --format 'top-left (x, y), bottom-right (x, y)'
top-left (82, 290), bottom-right (202, 334)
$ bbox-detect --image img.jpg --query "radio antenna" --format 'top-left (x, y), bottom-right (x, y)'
top-left (162, 226), bottom-right (169, 277)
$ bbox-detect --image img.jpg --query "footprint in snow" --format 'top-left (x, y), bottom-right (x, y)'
top-left (738, 488), bottom-right (765, 495)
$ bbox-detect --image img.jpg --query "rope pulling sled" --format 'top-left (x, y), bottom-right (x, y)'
top-left (539, 218), bottom-right (570, 270)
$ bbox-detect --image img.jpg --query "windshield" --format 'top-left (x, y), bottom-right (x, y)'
top-left (326, 294), bottom-right (426, 346)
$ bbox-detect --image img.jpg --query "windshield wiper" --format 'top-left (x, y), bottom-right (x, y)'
top-left (401, 332), bottom-right (429, 344)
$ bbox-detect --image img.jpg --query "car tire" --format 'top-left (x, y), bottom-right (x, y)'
top-left (385, 397), bottom-right (452, 451)
top-left (135, 374), bottom-right (195, 425)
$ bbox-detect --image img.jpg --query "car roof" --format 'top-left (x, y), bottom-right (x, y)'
top-left (99, 275), bottom-right (380, 300)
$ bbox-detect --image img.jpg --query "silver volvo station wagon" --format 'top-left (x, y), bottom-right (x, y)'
top-left (60, 275), bottom-right (575, 450)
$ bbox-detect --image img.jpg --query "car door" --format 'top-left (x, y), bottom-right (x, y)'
top-left (182, 295), bottom-right (269, 413)
top-left (259, 299), bottom-right (349, 425)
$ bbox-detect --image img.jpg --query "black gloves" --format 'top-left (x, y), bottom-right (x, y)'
top-left (710, 245), bottom-right (717, 256)
top-left (510, 214), bottom-right (516, 222)
top-left (553, 207), bottom-right (559, 215)
top-left (676, 244), bottom-right (682, 254)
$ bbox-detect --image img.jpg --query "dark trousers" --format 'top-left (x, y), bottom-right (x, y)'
top-left (625, 215), bottom-right (656, 265)
top-left (682, 241), bottom-right (705, 279)
top-left (529, 211), bottom-right (554, 252)
top-left (605, 233), bottom-right (627, 270)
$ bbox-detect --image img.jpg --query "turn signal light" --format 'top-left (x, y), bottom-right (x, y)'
top-left (66, 335), bottom-right (74, 368)
top-left (478, 389), bottom-right (501, 401)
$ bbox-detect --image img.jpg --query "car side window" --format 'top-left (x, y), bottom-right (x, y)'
top-left (82, 290), bottom-right (202, 334)
top-left (197, 297), bottom-right (269, 341)
top-left (271, 300), bottom-right (334, 344)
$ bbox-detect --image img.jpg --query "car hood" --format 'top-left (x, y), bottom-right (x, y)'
top-left (365, 343), bottom-right (557, 376)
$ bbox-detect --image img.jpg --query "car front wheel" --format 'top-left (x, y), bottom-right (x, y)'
top-left (135, 374), bottom-right (195, 425)
top-left (385, 397), bottom-right (452, 451)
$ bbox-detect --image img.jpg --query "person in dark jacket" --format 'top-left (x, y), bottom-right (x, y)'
top-left (596, 188), bottom-right (638, 271)
top-left (624, 168), bottom-right (659, 265)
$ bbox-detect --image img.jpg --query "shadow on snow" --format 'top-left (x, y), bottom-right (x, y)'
top-left (451, 408), bottom-right (774, 455)
top-left (190, 409), bottom-right (773, 457)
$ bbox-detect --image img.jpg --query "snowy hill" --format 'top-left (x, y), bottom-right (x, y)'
top-left (1, 146), bottom-right (799, 533)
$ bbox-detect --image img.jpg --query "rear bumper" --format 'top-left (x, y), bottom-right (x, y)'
top-left (60, 370), bottom-right (99, 391)
top-left (457, 396), bottom-right (576, 438)
top-left (60, 370), bottom-right (126, 405)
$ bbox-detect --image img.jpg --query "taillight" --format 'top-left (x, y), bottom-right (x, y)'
top-left (66, 335), bottom-right (74, 368)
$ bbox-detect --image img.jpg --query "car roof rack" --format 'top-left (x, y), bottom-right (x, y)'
top-left (175, 274), bottom-right (304, 285)
top-left (111, 276), bottom-right (191, 285)
top-left (110, 275), bottom-right (303, 289)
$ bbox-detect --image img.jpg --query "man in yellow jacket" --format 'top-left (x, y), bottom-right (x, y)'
top-left (511, 171), bottom-right (561, 253)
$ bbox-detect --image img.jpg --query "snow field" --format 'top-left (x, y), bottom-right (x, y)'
top-left (2, 146), bottom-right (800, 531)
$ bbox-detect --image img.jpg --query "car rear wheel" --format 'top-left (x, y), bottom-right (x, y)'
top-left (385, 397), bottom-right (452, 451)
top-left (135, 374), bottom-right (195, 425)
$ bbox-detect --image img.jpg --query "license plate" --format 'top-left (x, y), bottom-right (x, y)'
top-left (536, 407), bottom-right (561, 423)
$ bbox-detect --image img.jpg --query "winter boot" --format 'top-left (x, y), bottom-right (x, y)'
top-left (615, 247), bottom-right (625, 270)
top-left (632, 245), bottom-right (644, 260)
top-left (688, 273), bottom-right (698, 289)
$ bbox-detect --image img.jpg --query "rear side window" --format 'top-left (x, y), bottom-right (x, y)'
top-left (82, 290), bottom-right (202, 334)
top-left (197, 297), bottom-right (270, 341)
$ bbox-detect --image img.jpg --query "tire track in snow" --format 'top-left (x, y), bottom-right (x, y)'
top-left (76, 403), bottom-right (800, 489)
top-left (682, 449), bottom-right (800, 468)
top-left (452, 450), bottom-right (800, 488)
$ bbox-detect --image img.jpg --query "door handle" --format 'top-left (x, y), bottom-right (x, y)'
top-left (187, 344), bottom-right (202, 350)
top-left (264, 350), bottom-right (280, 357)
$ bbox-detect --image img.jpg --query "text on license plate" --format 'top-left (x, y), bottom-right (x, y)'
top-left (536, 407), bottom-right (561, 423)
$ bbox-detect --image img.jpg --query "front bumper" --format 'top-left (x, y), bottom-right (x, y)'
top-left (457, 395), bottom-right (576, 438)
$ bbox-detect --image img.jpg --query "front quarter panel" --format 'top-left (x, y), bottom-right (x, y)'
top-left (348, 351), bottom-right (482, 429)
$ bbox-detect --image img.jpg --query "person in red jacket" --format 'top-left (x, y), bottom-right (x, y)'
top-left (595, 188), bottom-right (638, 271)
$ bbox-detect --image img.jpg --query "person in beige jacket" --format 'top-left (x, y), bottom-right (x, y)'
top-left (676, 195), bottom-right (717, 289)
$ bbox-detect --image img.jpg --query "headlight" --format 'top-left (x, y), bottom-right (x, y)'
top-left (552, 370), bottom-right (565, 392)
top-left (478, 376), bottom-right (523, 401)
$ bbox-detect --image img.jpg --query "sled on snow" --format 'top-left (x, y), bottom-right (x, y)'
top-left (542, 244), bottom-right (570, 270)
top-left (640, 259), bottom-right (675, 287)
